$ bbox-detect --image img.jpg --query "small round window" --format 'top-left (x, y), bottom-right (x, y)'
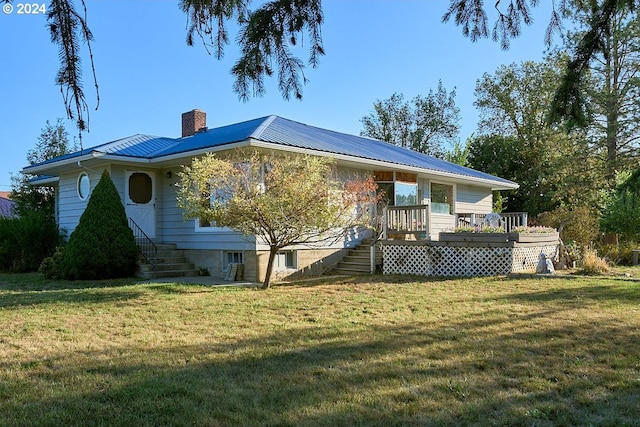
top-left (77, 173), bottom-right (91, 200)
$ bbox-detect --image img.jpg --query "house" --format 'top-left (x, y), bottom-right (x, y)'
top-left (0, 192), bottom-right (16, 218)
top-left (23, 110), bottom-right (519, 282)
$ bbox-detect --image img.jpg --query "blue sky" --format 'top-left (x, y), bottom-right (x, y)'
top-left (0, 1), bottom-right (560, 191)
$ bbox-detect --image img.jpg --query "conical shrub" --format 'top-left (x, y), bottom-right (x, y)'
top-left (60, 170), bottom-right (139, 279)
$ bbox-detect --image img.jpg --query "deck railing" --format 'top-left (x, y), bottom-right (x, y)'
top-left (456, 212), bottom-right (528, 233)
top-left (381, 206), bottom-right (529, 239)
top-left (382, 205), bottom-right (428, 239)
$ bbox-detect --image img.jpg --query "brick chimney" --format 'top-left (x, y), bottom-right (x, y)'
top-left (181, 109), bottom-right (207, 137)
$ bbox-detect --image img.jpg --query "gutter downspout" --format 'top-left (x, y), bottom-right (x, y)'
top-left (77, 160), bottom-right (100, 174)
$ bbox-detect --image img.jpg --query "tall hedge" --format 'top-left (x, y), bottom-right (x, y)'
top-left (60, 170), bottom-right (139, 279)
top-left (0, 210), bottom-right (63, 272)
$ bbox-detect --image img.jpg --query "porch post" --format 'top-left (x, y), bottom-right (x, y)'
top-left (370, 244), bottom-right (376, 274)
top-left (382, 206), bottom-right (388, 240)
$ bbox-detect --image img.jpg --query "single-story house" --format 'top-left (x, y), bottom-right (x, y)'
top-left (23, 110), bottom-right (518, 282)
top-left (0, 192), bottom-right (16, 218)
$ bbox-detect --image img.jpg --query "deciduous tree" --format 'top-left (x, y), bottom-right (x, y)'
top-left (600, 168), bottom-right (640, 240)
top-left (360, 82), bottom-right (460, 158)
top-left (177, 151), bottom-right (380, 289)
top-left (469, 56), bottom-right (602, 216)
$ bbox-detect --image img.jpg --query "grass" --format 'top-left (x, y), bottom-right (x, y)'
top-left (1, 272), bottom-right (639, 426)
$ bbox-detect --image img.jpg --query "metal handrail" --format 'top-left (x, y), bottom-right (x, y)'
top-left (128, 218), bottom-right (158, 265)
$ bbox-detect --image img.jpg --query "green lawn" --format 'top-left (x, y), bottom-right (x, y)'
top-left (1, 272), bottom-right (639, 426)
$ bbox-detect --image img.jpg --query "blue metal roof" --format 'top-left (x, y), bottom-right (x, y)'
top-left (29, 134), bottom-right (179, 167)
top-left (152, 117), bottom-right (268, 157)
top-left (26, 115), bottom-right (517, 187)
top-left (252, 116), bottom-right (516, 186)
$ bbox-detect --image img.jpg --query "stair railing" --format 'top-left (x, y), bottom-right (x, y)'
top-left (128, 218), bottom-right (158, 266)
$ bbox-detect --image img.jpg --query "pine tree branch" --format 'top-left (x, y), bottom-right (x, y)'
top-left (182, 0), bottom-right (324, 101)
top-left (47, 0), bottom-right (98, 146)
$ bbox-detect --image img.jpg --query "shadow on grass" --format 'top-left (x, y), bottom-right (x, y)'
top-left (0, 273), bottom-right (148, 309)
top-left (287, 274), bottom-right (457, 288)
top-left (0, 288), bottom-right (146, 309)
top-left (498, 277), bottom-right (640, 305)
top-left (2, 314), bottom-right (639, 426)
top-left (0, 272), bottom-right (141, 292)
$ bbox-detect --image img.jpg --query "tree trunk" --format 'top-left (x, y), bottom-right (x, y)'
top-left (261, 246), bottom-right (279, 289)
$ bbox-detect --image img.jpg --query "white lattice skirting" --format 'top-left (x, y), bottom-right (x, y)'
top-left (382, 242), bottom-right (559, 277)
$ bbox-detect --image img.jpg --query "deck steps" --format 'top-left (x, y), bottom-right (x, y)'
top-left (138, 243), bottom-right (199, 279)
top-left (332, 239), bottom-right (379, 275)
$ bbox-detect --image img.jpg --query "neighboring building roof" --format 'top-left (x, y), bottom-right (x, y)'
top-left (0, 192), bottom-right (16, 218)
top-left (24, 115), bottom-right (518, 189)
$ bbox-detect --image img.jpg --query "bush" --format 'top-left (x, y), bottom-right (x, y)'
top-left (537, 205), bottom-right (600, 249)
top-left (59, 170), bottom-right (139, 280)
top-left (0, 210), bottom-right (63, 272)
top-left (39, 245), bottom-right (66, 279)
top-left (598, 241), bottom-right (638, 266)
top-left (580, 247), bottom-right (611, 275)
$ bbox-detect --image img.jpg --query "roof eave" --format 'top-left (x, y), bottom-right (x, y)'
top-left (29, 176), bottom-right (60, 186)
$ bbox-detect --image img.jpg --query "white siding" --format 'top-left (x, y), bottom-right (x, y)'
top-left (57, 167), bottom-right (110, 237)
top-left (455, 183), bottom-right (493, 214)
top-left (157, 165), bottom-right (255, 251)
top-left (429, 214), bottom-right (455, 240)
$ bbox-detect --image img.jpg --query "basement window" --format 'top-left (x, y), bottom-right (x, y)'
top-left (275, 251), bottom-right (296, 269)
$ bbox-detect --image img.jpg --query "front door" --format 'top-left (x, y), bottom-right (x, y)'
top-left (125, 170), bottom-right (156, 238)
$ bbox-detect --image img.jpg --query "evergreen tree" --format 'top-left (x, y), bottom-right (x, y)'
top-left (565, 3), bottom-right (640, 185)
top-left (10, 119), bottom-right (77, 217)
top-left (60, 170), bottom-right (138, 280)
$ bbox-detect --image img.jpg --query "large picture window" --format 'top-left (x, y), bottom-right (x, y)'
top-left (431, 182), bottom-right (454, 215)
top-left (395, 182), bottom-right (417, 206)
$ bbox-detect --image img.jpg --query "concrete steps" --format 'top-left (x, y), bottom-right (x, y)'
top-left (138, 243), bottom-right (199, 279)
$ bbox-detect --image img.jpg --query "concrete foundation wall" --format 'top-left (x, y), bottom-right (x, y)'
top-left (256, 248), bottom-right (346, 283)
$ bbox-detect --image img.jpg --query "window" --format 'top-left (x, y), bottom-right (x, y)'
top-left (128, 172), bottom-right (152, 204)
top-left (275, 251), bottom-right (296, 269)
top-left (225, 252), bottom-right (244, 271)
top-left (377, 182), bottom-right (394, 206)
top-left (195, 183), bottom-right (231, 231)
top-left (77, 173), bottom-right (90, 200)
top-left (431, 182), bottom-right (454, 215)
top-left (395, 182), bottom-right (417, 206)
top-left (374, 171), bottom-right (418, 207)
top-left (227, 251), bottom-right (243, 265)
